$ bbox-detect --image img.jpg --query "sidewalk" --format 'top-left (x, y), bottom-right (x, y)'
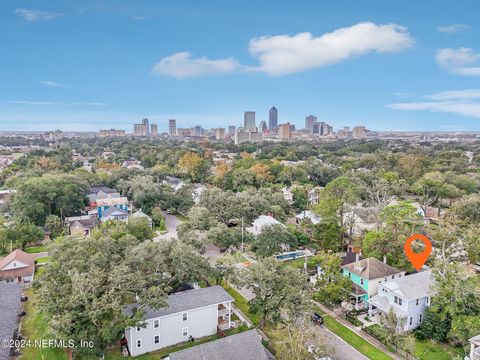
top-left (314, 301), bottom-right (402, 360)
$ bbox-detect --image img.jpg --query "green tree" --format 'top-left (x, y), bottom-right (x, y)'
top-left (314, 251), bottom-right (352, 305)
top-left (45, 215), bottom-right (63, 239)
top-left (241, 258), bottom-right (311, 327)
top-left (253, 224), bottom-right (297, 257)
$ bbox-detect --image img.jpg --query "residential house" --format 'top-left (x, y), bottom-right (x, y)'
top-left (295, 210), bottom-right (321, 225)
top-left (0, 283), bottom-right (22, 360)
top-left (102, 207), bottom-right (129, 222)
top-left (163, 176), bottom-right (184, 192)
top-left (308, 187), bottom-right (322, 205)
top-left (246, 215), bottom-right (284, 236)
top-left (344, 204), bottom-right (377, 237)
top-left (192, 184), bottom-right (208, 204)
top-left (167, 329), bottom-right (271, 360)
top-left (122, 160), bottom-right (144, 170)
top-left (281, 187), bottom-right (293, 204)
top-left (368, 270), bottom-right (435, 332)
top-left (0, 249), bottom-right (35, 285)
top-left (88, 186), bottom-right (120, 207)
top-left (130, 210), bottom-right (153, 229)
top-left (342, 257), bottom-right (405, 310)
top-left (97, 197), bottom-right (129, 219)
top-left (68, 217), bottom-right (99, 237)
top-left (469, 334), bottom-right (480, 360)
top-left (124, 286), bottom-right (234, 357)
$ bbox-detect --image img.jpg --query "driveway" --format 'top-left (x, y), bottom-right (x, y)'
top-left (315, 326), bottom-right (368, 360)
top-left (154, 212), bottom-right (182, 241)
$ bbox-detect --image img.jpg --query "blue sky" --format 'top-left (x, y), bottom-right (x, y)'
top-left (1, 0), bottom-right (480, 132)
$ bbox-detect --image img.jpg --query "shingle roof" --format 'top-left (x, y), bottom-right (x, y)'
top-left (382, 270), bottom-right (435, 300)
top-left (168, 330), bottom-right (270, 360)
top-left (125, 286), bottom-right (233, 320)
top-left (0, 283), bottom-right (22, 360)
top-left (0, 249), bottom-right (35, 280)
top-left (102, 207), bottom-right (128, 218)
top-left (342, 257), bottom-right (403, 280)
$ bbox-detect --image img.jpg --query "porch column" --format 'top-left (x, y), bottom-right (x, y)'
top-left (228, 302), bottom-right (232, 328)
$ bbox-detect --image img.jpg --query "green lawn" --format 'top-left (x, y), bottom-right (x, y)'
top-left (415, 340), bottom-right (463, 360)
top-left (222, 284), bottom-right (261, 326)
top-left (36, 256), bottom-right (50, 264)
top-left (25, 246), bottom-right (47, 254)
top-left (21, 289), bottom-right (67, 360)
top-left (319, 312), bottom-right (393, 360)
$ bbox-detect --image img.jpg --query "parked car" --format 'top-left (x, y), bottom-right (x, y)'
top-left (311, 313), bottom-right (324, 325)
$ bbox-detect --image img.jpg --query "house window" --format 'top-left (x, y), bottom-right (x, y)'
top-left (419, 314), bottom-right (423, 323)
top-left (426, 297), bottom-right (430, 306)
top-left (360, 278), bottom-right (364, 285)
top-left (154, 335), bottom-right (160, 344)
top-left (394, 296), bottom-right (398, 304)
top-left (136, 339), bottom-right (142, 348)
top-left (182, 327), bottom-right (188, 337)
top-left (409, 317), bottom-right (412, 326)
top-left (136, 326), bottom-right (141, 332)
top-left (154, 319), bottom-right (159, 328)
top-left (398, 298), bottom-right (403, 306)
top-left (416, 299), bottom-right (419, 306)
top-left (182, 313), bottom-right (188, 321)
top-left (384, 277), bottom-right (387, 282)
top-left (391, 275), bottom-right (394, 279)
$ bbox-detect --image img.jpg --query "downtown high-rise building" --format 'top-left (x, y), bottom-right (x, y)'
top-left (169, 119), bottom-right (177, 137)
top-left (259, 120), bottom-right (267, 132)
top-left (278, 123), bottom-right (291, 139)
top-left (228, 125), bottom-right (236, 136)
top-left (215, 128), bottom-right (226, 140)
top-left (142, 118), bottom-right (150, 135)
top-left (305, 115), bottom-right (317, 132)
top-left (134, 123), bottom-right (148, 136)
top-left (244, 111), bottom-right (256, 131)
top-left (151, 123), bottom-right (158, 136)
top-left (269, 106), bottom-right (278, 133)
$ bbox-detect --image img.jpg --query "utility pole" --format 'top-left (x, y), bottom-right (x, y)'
top-left (241, 217), bottom-right (244, 252)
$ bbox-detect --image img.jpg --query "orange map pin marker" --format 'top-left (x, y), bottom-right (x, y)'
top-left (404, 234), bottom-right (432, 271)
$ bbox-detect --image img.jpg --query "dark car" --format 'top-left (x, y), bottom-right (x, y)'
top-left (311, 313), bottom-right (324, 325)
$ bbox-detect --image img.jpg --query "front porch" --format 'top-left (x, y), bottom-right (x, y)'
top-left (342, 283), bottom-right (368, 311)
top-left (217, 303), bottom-right (233, 331)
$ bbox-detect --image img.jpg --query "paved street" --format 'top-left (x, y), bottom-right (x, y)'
top-left (153, 212), bottom-right (182, 241)
top-left (315, 326), bottom-right (368, 360)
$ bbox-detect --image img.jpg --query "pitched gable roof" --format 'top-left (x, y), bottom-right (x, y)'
top-left (383, 270), bottom-right (435, 300)
top-left (342, 257), bottom-right (403, 280)
top-left (0, 249), bottom-right (35, 279)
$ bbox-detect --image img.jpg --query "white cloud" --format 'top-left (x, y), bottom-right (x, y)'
top-left (14, 8), bottom-right (63, 22)
top-left (437, 24), bottom-right (467, 34)
top-left (248, 22), bottom-right (413, 76)
top-left (152, 52), bottom-right (240, 79)
top-left (424, 89), bottom-right (480, 101)
top-left (152, 22), bottom-right (413, 78)
top-left (436, 48), bottom-right (480, 76)
top-left (388, 89), bottom-right (480, 118)
top-left (131, 16), bottom-right (146, 21)
top-left (40, 80), bottom-right (66, 88)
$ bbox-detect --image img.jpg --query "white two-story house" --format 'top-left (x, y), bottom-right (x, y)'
top-left (0, 249), bottom-right (35, 285)
top-left (368, 270), bottom-right (435, 332)
top-left (124, 286), bottom-right (234, 357)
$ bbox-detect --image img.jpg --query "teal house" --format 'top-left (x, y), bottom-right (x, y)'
top-left (341, 257), bottom-right (405, 310)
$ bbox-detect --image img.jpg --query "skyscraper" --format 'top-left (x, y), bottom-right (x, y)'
top-left (150, 123), bottom-right (158, 136)
top-left (259, 120), bottom-right (267, 132)
top-left (244, 111), bottom-right (256, 131)
top-left (169, 119), bottom-right (177, 137)
top-left (305, 115), bottom-right (317, 132)
top-left (278, 123), bottom-right (291, 139)
top-left (269, 106), bottom-right (278, 133)
top-left (228, 126), bottom-right (236, 136)
top-left (142, 118), bottom-right (150, 134)
top-left (215, 128), bottom-right (226, 140)
top-left (134, 123), bottom-right (148, 136)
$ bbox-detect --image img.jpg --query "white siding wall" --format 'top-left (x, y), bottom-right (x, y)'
top-left (2, 260), bottom-right (29, 271)
top-left (127, 304), bottom-right (221, 357)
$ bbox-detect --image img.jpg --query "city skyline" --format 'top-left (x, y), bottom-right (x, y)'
top-left (1, 1), bottom-right (480, 132)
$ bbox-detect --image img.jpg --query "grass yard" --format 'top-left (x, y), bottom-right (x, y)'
top-left (20, 289), bottom-right (67, 360)
top-left (415, 340), bottom-right (463, 360)
top-left (35, 256), bottom-right (49, 264)
top-left (222, 284), bottom-right (261, 326)
top-left (318, 311), bottom-right (393, 360)
top-left (25, 246), bottom-right (47, 254)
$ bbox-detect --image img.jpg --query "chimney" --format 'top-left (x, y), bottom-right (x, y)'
top-left (383, 255), bottom-right (387, 264)
top-left (356, 253), bottom-right (360, 262)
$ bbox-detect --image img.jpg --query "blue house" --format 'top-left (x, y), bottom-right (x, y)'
top-left (342, 257), bottom-right (405, 310)
top-left (97, 197), bottom-right (129, 219)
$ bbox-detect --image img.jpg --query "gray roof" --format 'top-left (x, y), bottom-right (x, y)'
top-left (102, 207), bottom-right (128, 218)
top-left (0, 283), bottom-right (22, 360)
top-left (382, 270), bottom-right (435, 300)
top-left (168, 330), bottom-right (270, 360)
top-left (342, 257), bottom-right (403, 280)
top-left (125, 286), bottom-right (233, 320)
